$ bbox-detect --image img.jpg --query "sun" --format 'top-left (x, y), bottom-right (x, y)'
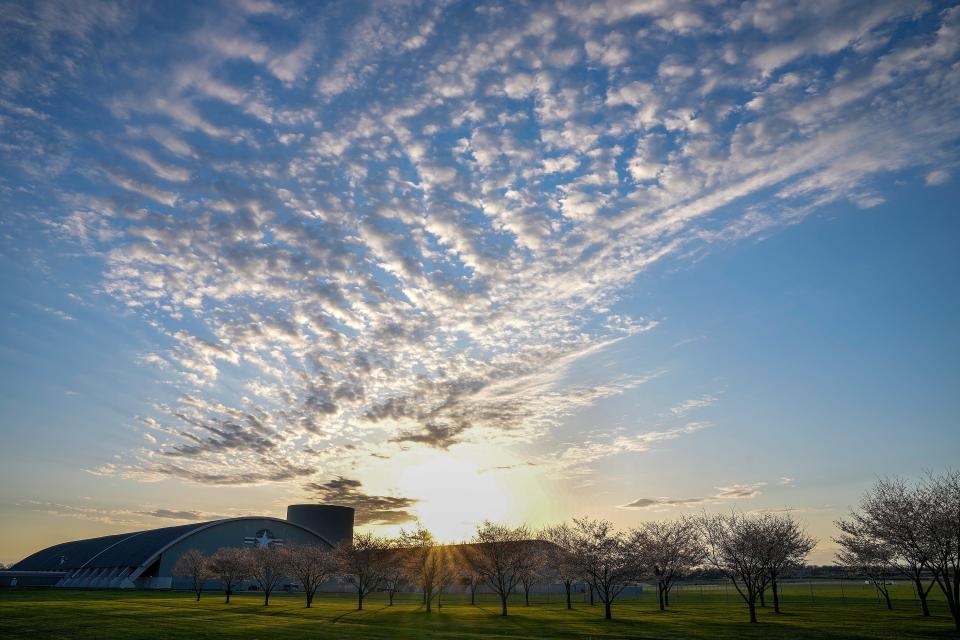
top-left (392, 446), bottom-right (534, 542)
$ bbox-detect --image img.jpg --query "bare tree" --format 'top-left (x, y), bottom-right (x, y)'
top-left (208, 547), bottom-right (250, 604)
top-left (172, 549), bottom-right (211, 602)
top-left (701, 511), bottom-right (776, 623)
top-left (380, 540), bottom-right (407, 607)
top-left (631, 517), bottom-right (705, 611)
top-left (834, 517), bottom-right (897, 610)
top-left (516, 541), bottom-right (547, 606)
top-left (281, 543), bottom-right (332, 608)
top-left (467, 521), bottom-right (530, 616)
top-left (539, 523), bottom-right (581, 610)
top-left (334, 532), bottom-right (391, 611)
top-left (571, 517), bottom-right (639, 620)
top-left (761, 513), bottom-right (815, 614)
top-left (455, 552), bottom-right (483, 606)
top-left (922, 470), bottom-right (960, 630)
top-left (840, 478), bottom-right (934, 616)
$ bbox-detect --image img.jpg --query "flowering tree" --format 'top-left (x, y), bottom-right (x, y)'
top-left (172, 549), bottom-right (211, 602)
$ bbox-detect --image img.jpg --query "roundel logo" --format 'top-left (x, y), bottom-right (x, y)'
top-left (244, 529), bottom-right (284, 547)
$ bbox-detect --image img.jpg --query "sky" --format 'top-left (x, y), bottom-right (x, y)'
top-left (1, 0), bottom-right (959, 566)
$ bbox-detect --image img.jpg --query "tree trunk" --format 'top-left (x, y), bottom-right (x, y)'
top-left (657, 585), bottom-right (665, 611)
top-left (882, 588), bottom-right (892, 610)
top-left (772, 577), bottom-right (781, 613)
top-left (565, 581), bottom-right (572, 610)
top-left (358, 591), bottom-right (364, 611)
top-left (604, 600), bottom-right (612, 620)
top-left (264, 591), bottom-right (270, 606)
top-left (664, 585), bottom-right (670, 608)
top-left (307, 591), bottom-right (314, 608)
top-left (589, 584), bottom-right (594, 606)
top-left (225, 589), bottom-right (232, 604)
top-left (914, 577), bottom-right (930, 617)
top-left (748, 597), bottom-right (757, 623)
top-left (470, 587), bottom-right (476, 605)
top-left (501, 594), bottom-right (508, 616)
top-left (196, 591), bottom-right (201, 602)
top-left (426, 592), bottom-right (432, 614)
top-left (524, 586), bottom-right (530, 606)
top-left (759, 585), bottom-right (766, 607)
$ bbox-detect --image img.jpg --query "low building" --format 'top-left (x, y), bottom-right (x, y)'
top-left (0, 504), bottom-right (352, 589)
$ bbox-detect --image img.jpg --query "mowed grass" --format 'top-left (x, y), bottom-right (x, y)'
top-left (1, 581), bottom-right (957, 639)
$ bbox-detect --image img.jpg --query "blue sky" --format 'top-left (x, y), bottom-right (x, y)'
top-left (1, 0), bottom-right (959, 563)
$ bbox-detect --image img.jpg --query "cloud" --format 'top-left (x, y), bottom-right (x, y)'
top-left (137, 508), bottom-right (222, 521)
top-left (4, 1), bottom-right (958, 487)
top-left (304, 477), bottom-right (418, 525)
top-left (620, 482), bottom-right (767, 510)
top-left (925, 169), bottom-right (950, 186)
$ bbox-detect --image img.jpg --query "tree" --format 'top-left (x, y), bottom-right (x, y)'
top-left (516, 541), bottom-right (547, 606)
top-left (334, 532), bottom-right (391, 611)
top-left (172, 549), bottom-right (211, 602)
top-left (455, 550), bottom-right (483, 606)
top-left (571, 517), bottom-right (639, 620)
top-left (380, 541), bottom-right (408, 607)
top-left (467, 521), bottom-right (530, 616)
top-left (246, 545), bottom-right (287, 606)
top-left (834, 517), bottom-right (897, 610)
top-left (762, 513), bottom-right (816, 614)
top-left (400, 523), bottom-right (453, 614)
top-left (281, 543), bottom-right (332, 608)
top-left (922, 470), bottom-right (960, 630)
top-left (630, 517), bottom-right (705, 611)
top-left (539, 523), bottom-right (581, 610)
top-left (701, 511), bottom-right (776, 623)
top-left (208, 547), bottom-right (250, 604)
top-left (843, 477), bottom-right (936, 616)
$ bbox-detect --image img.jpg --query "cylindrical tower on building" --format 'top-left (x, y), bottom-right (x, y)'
top-left (286, 504), bottom-right (354, 546)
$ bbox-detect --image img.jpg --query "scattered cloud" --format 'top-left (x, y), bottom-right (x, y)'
top-left (304, 477), bottom-right (418, 525)
top-left (2, 1), bottom-right (957, 488)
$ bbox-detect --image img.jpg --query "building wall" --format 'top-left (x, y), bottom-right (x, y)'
top-left (157, 518), bottom-right (329, 590)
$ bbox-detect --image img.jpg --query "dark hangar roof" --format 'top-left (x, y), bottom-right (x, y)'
top-left (11, 521), bottom-right (218, 572)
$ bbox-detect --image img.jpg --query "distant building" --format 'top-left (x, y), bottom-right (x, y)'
top-left (0, 504), bottom-right (352, 589)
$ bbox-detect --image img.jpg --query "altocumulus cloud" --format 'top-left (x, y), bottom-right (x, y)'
top-left (1, 1), bottom-right (958, 489)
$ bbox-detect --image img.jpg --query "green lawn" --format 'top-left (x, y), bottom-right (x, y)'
top-left (1, 581), bottom-right (957, 639)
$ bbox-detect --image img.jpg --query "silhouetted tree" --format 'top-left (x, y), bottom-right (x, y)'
top-left (208, 547), bottom-right (250, 604)
top-left (631, 517), bottom-right (705, 611)
top-left (334, 532), bottom-right (391, 611)
top-left (467, 521), bottom-right (530, 616)
top-left (456, 558), bottom-right (483, 605)
top-left (539, 523), bottom-right (581, 610)
top-left (762, 513), bottom-right (816, 614)
top-left (571, 517), bottom-right (639, 620)
top-left (380, 540), bottom-right (407, 606)
top-left (517, 541), bottom-right (547, 605)
top-left (401, 523), bottom-right (453, 614)
top-left (834, 517), bottom-right (897, 610)
top-left (922, 470), bottom-right (960, 630)
top-left (701, 511), bottom-right (776, 623)
top-left (172, 549), bottom-right (211, 601)
top-left (281, 543), bottom-right (332, 608)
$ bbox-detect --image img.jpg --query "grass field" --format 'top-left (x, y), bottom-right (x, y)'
top-left (1, 581), bottom-right (957, 639)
